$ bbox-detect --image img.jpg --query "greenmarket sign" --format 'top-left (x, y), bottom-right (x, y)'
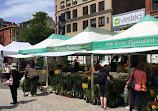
top-left (47, 43), bottom-right (92, 52)
top-left (92, 35), bottom-right (158, 50)
top-left (113, 9), bottom-right (145, 27)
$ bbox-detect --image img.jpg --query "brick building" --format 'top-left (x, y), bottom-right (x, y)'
top-left (146, 0), bottom-right (158, 17)
top-left (0, 25), bottom-right (21, 46)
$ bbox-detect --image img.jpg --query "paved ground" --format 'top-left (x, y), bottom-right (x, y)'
top-left (0, 83), bottom-right (134, 111)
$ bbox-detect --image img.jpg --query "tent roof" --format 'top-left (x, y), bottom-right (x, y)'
top-left (0, 44), bottom-right (4, 51)
top-left (93, 15), bottom-right (158, 50)
top-left (47, 27), bottom-right (117, 52)
top-left (83, 27), bottom-right (117, 35)
top-left (19, 34), bottom-right (72, 54)
top-left (3, 41), bottom-right (32, 56)
top-left (54, 27), bottom-right (117, 46)
top-left (139, 14), bottom-right (158, 23)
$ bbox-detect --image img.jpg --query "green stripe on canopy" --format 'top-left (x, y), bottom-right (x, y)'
top-left (19, 34), bottom-right (72, 54)
top-left (48, 34), bottom-right (72, 40)
top-left (92, 35), bottom-right (158, 50)
top-left (47, 43), bottom-right (92, 52)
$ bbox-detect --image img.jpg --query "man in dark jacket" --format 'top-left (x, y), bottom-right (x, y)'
top-left (9, 70), bottom-right (20, 104)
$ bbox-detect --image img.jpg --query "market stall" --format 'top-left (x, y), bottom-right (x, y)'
top-left (19, 34), bottom-right (72, 86)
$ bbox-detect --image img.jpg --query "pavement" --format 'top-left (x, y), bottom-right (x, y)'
top-left (0, 83), bottom-right (135, 111)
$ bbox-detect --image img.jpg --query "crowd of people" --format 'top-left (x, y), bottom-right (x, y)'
top-left (3, 56), bottom-right (148, 111)
top-left (95, 60), bottom-right (147, 111)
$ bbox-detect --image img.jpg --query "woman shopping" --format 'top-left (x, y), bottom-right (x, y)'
top-left (25, 61), bottom-right (39, 97)
top-left (125, 63), bottom-right (147, 111)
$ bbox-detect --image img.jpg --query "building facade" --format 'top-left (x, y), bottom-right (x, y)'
top-left (146, 0), bottom-right (158, 17)
top-left (55, 0), bottom-right (112, 36)
top-left (0, 25), bottom-right (21, 46)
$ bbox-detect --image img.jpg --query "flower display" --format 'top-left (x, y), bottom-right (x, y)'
top-left (152, 105), bottom-right (156, 109)
top-left (41, 70), bottom-right (46, 74)
top-left (82, 83), bottom-right (88, 89)
top-left (54, 69), bottom-right (61, 75)
top-left (88, 76), bottom-right (91, 81)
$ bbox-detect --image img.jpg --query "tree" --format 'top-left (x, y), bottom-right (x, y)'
top-left (18, 12), bottom-right (55, 45)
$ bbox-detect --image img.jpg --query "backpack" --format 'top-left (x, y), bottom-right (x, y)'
top-left (96, 68), bottom-right (107, 85)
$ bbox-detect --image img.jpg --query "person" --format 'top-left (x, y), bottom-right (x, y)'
top-left (9, 69), bottom-right (20, 104)
top-left (125, 63), bottom-right (147, 111)
top-left (97, 65), bottom-right (112, 110)
top-left (73, 59), bottom-right (79, 73)
top-left (25, 61), bottom-right (39, 97)
top-left (95, 59), bottom-right (101, 71)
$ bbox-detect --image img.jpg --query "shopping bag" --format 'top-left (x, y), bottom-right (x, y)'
top-left (5, 75), bottom-right (13, 85)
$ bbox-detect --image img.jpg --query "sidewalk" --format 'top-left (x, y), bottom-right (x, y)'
top-left (0, 84), bottom-right (133, 111)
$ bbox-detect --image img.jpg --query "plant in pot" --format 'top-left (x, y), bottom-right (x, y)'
top-left (85, 90), bottom-right (91, 103)
top-left (66, 91), bottom-right (71, 98)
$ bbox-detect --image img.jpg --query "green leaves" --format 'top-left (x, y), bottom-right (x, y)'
top-left (18, 12), bottom-right (55, 45)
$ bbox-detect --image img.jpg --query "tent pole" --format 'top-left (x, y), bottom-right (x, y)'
top-left (150, 52), bottom-right (152, 63)
top-left (46, 56), bottom-right (49, 86)
top-left (91, 54), bottom-right (94, 101)
top-left (128, 54), bottom-right (131, 72)
top-left (18, 58), bottom-right (20, 71)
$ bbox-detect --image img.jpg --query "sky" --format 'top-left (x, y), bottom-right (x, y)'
top-left (0, 0), bottom-right (55, 23)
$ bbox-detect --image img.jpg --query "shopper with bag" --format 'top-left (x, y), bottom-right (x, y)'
top-left (25, 61), bottom-right (39, 97)
top-left (5, 69), bottom-right (20, 104)
top-left (125, 63), bottom-right (147, 111)
top-left (97, 64), bottom-right (112, 110)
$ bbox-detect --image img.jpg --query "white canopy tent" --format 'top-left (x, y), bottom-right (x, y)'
top-left (92, 14), bottom-right (158, 51)
top-left (0, 44), bottom-right (4, 51)
top-left (19, 34), bottom-right (72, 55)
top-left (2, 41), bottom-right (32, 57)
top-left (47, 27), bottom-right (117, 52)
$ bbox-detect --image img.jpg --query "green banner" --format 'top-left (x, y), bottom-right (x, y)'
top-left (19, 48), bottom-right (47, 55)
top-left (92, 35), bottom-right (158, 50)
top-left (47, 43), bottom-right (92, 52)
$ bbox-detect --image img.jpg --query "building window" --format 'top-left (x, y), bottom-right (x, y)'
top-left (56, 17), bottom-right (57, 23)
top-left (60, 1), bottom-right (65, 9)
top-left (83, 6), bottom-right (88, 15)
top-left (90, 4), bottom-right (96, 14)
top-left (56, 28), bottom-right (57, 34)
top-left (83, 20), bottom-right (88, 30)
top-left (99, 1), bottom-right (104, 11)
top-left (99, 17), bottom-right (105, 27)
top-left (10, 29), bottom-right (12, 35)
top-left (73, 23), bottom-right (77, 32)
top-left (73, 0), bottom-right (77, 5)
top-left (59, 13), bottom-right (65, 22)
top-left (91, 18), bottom-right (96, 28)
top-left (153, 0), bottom-right (158, 10)
top-left (55, 6), bottom-right (57, 13)
top-left (10, 36), bottom-right (12, 42)
top-left (67, 24), bottom-right (71, 33)
top-left (66, 11), bottom-right (71, 20)
top-left (66, 0), bottom-right (71, 7)
top-left (107, 17), bottom-right (109, 24)
top-left (73, 9), bottom-right (77, 18)
top-left (13, 29), bottom-right (15, 35)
